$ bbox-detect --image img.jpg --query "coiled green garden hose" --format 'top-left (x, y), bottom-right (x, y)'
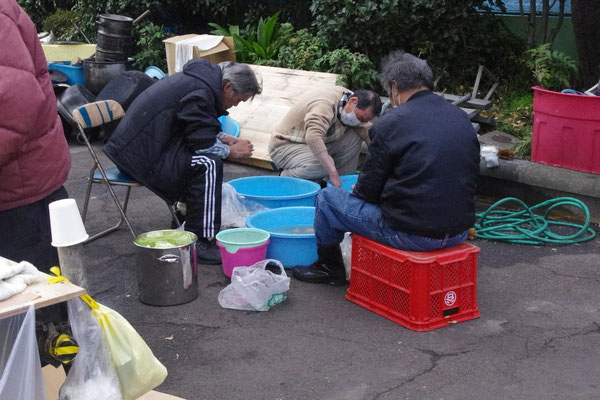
top-left (474, 197), bottom-right (597, 245)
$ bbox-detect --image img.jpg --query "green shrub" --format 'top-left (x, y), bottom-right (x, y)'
top-left (71, 0), bottom-right (162, 42)
top-left (19, 0), bottom-right (75, 30)
top-left (42, 9), bottom-right (83, 41)
top-left (493, 92), bottom-right (534, 158)
top-left (314, 49), bottom-right (379, 90)
top-left (523, 43), bottom-right (578, 91)
top-left (133, 22), bottom-right (171, 72)
top-left (275, 28), bottom-right (328, 71)
top-left (210, 12), bottom-right (289, 64)
top-left (309, 0), bottom-right (524, 89)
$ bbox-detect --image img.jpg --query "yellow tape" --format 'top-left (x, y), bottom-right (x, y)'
top-left (48, 267), bottom-right (100, 310)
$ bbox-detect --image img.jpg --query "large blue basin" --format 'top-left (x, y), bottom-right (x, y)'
top-left (327, 174), bottom-right (358, 192)
top-left (246, 206), bottom-right (317, 268)
top-left (228, 176), bottom-right (320, 209)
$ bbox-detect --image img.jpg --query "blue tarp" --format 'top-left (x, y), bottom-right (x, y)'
top-left (490, 0), bottom-right (571, 15)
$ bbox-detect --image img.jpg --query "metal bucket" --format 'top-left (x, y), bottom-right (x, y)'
top-left (96, 14), bottom-right (133, 62)
top-left (83, 57), bottom-right (135, 95)
top-left (134, 230), bottom-right (198, 306)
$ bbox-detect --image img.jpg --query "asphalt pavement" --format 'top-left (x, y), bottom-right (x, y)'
top-left (64, 142), bottom-right (600, 400)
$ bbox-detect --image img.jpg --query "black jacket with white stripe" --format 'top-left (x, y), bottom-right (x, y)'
top-left (104, 58), bottom-right (227, 203)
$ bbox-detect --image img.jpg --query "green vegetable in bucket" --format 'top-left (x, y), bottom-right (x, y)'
top-left (135, 230), bottom-right (195, 248)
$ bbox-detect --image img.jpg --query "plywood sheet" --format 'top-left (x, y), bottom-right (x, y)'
top-left (0, 257), bottom-right (85, 320)
top-left (228, 65), bottom-right (339, 170)
top-left (139, 390), bottom-right (186, 399)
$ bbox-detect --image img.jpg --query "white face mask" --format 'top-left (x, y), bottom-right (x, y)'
top-left (340, 104), bottom-right (361, 127)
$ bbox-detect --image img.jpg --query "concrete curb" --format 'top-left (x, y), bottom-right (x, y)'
top-left (477, 158), bottom-right (600, 226)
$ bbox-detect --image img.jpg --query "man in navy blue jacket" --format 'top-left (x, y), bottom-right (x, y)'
top-left (105, 59), bottom-right (261, 264)
top-left (293, 51), bottom-right (480, 285)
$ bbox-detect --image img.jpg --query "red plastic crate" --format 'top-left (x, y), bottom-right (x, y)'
top-left (346, 235), bottom-right (480, 331)
top-left (532, 86), bottom-right (600, 174)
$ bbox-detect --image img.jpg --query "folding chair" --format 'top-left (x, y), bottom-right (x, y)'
top-left (72, 100), bottom-right (180, 243)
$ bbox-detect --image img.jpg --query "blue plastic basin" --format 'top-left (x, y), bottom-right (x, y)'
top-left (228, 176), bottom-right (320, 208)
top-left (48, 62), bottom-right (84, 86)
top-left (218, 115), bottom-right (240, 137)
top-left (246, 206), bottom-right (317, 268)
top-left (327, 174), bottom-right (358, 191)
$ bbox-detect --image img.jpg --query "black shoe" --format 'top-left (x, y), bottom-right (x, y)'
top-left (293, 261), bottom-right (347, 285)
top-left (292, 244), bottom-right (346, 285)
top-left (196, 238), bottom-right (221, 265)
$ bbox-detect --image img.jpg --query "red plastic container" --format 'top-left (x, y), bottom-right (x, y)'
top-left (346, 235), bottom-right (480, 331)
top-left (532, 86), bottom-right (600, 174)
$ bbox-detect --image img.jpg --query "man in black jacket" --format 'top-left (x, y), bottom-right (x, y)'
top-left (293, 51), bottom-right (480, 285)
top-left (104, 59), bottom-right (261, 264)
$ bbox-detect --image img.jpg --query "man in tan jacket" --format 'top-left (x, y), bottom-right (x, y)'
top-left (268, 87), bottom-right (381, 186)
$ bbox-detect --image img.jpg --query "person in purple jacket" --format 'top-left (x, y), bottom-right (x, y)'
top-left (0, 0), bottom-right (71, 273)
top-left (0, 0), bottom-right (78, 369)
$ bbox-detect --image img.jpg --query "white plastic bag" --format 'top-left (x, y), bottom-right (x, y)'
top-left (218, 259), bottom-right (290, 311)
top-left (0, 305), bottom-right (46, 400)
top-left (84, 299), bottom-right (168, 400)
top-left (480, 145), bottom-right (499, 168)
top-left (59, 298), bottom-right (122, 400)
top-left (341, 233), bottom-right (352, 280)
top-left (221, 183), bottom-right (268, 229)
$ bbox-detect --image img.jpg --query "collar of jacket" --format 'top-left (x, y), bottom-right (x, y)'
top-left (183, 59), bottom-right (227, 115)
top-left (405, 89), bottom-right (433, 103)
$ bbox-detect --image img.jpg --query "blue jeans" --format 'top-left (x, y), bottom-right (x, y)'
top-left (314, 187), bottom-right (468, 252)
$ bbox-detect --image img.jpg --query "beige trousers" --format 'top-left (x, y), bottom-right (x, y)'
top-left (269, 128), bottom-right (363, 181)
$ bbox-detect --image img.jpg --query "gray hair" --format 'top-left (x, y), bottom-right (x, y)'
top-left (219, 62), bottom-right (262, 97)
top-left (379, 50), bottom-right (434, 94)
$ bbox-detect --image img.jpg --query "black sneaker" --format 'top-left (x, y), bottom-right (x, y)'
top-left (196, 238), bottom-right (222, 265)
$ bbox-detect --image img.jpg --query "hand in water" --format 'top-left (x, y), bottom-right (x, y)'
top-left (228, 140), bottom-right (254, 159)
top-left (329, 176), bottom-right (342, 187)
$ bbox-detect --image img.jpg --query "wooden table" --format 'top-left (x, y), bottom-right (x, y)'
top-left (0, 257), bottom-right (85, 320)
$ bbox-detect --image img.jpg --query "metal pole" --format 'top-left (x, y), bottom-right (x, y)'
top-left (57, 244), bottom-right (88, 289)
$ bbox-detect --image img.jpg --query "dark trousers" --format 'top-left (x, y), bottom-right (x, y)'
top-left (183, 153), bottom-right (223, 239)
top-left (0, 186), bottom-right (70, 349)
top-left (0, 186), bottom-right (68, 273)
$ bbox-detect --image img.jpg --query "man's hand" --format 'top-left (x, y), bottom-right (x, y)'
top-left (220, 134), bottom-right (239, 145)
top-left (227, 140), bottom-right (254, 159)
top-left (329, 175), bottom-right (342, 187)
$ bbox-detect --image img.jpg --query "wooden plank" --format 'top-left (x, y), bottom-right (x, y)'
top-left (0, 257), bottom-right (85, 320)
top-left (227, 65), bottom-right (339, 169)
top-left (43, 365), bottom-right (67, 400)
top-left (138, 390), bottom-right (186, 400)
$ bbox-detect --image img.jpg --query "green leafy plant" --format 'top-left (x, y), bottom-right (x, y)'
top-left (42, 9), bottom-right (83, 41)
top-left (210, 12), bottom-right (287, 64)
top-left (309, 0), bottom-right (524, 90)
top-left (72, 0), bottom-right (162, 42)
top-left (515, 132), bottom-right (533, 159)
top-left (493, 92), bottom-right (534, 158)
top-left (274, 28), bottom-right (328, 71)
top-left (134, 22), bottom-right (171, 72)
top-left (208, 22), bottom-right (255, 63)
top-left (314, 49), bottom-right (379, 90)
top-left (523, 43), bottom-right (578, 91)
